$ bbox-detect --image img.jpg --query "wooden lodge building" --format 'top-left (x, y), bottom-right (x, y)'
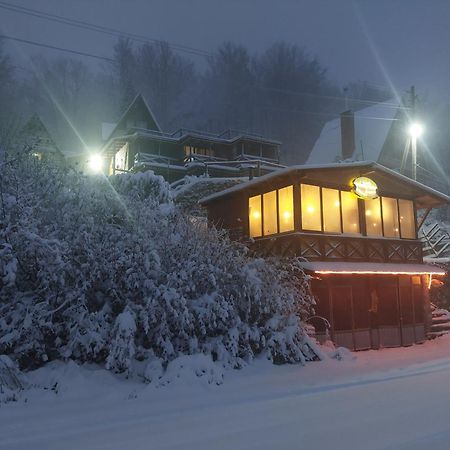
top-left (101, 94), bottom-right (283, 182)
top-left (199, 161), bottom-right (449, 351)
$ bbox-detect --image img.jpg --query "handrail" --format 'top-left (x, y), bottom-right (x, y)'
top-left (305, 315), bottom-right (331, 330)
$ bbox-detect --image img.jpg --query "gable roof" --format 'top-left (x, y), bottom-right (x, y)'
top-left (199, 161), bottom-right (450, 209)
top-left (105, 93), bottom-right (162, 141)
top-left (20, 114), bottom-right (63, 156)
top-left (306, 100), bottom-right (402, 165)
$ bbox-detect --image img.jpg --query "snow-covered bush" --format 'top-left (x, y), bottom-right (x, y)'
top-left (0, 355), bottom-right (26, 403)
top-left (0, 151), bottom-right (318, 378)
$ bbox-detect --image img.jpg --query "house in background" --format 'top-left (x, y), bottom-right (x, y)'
top-left (19, 115), bottom-right (65, 165)
top-left (306, 100), bottom-right (444, 192)
top-left (101, 94), bottom-right (283, 182)
top-left (200, 161), bottom-right (449, 351)
top-left (17, 114), bottom-right (102, 172)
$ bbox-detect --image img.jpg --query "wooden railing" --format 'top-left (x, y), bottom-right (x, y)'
top-left (250, 232), bottom-right (423, 263)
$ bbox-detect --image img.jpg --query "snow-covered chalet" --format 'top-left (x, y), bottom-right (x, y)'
top-left (101, 94), bottom-right (283, 182)
top-left (199, 161), bottom-right (449, 350)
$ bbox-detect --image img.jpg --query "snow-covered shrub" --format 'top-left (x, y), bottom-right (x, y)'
top-left (106, 309), bottom-right (137, 374)
top-left (0, 355), bottom-right (26, 403)
top-left (0, 151), bottom-right (318, 378)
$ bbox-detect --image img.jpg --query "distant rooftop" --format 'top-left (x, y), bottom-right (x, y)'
top-left (306, 100), bottom-right (404, 165)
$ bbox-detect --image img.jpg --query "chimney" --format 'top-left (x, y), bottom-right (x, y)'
top-left (340, 110), bottom-right (355, 160)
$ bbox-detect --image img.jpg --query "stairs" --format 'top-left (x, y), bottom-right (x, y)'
top-left (420, 223), bottom-right (450, 258)
top-left (428, 304), bottom-right (450, 339)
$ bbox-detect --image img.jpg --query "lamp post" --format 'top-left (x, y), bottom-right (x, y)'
top-left (409, 122), bottom-right (423, 181)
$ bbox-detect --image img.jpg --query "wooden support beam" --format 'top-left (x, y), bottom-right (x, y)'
top-left (417, 207), bottom-right (432, 232)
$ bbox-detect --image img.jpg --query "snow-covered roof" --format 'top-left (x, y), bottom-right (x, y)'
top-left (102, 123), bottom-right (117, 141)
top-left (299, 261), bottom-right (446, 275)
top-left (198, 161), bottom-right (450, 209)
top-left (306, 100), bottom-right (401, 165)
top-left (105, 94), bottom-right (162, 142)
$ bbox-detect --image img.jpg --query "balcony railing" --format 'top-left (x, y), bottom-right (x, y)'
top-left (249, 232), bottom-right (423, 263)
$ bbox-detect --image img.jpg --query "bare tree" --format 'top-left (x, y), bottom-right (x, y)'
top-left (135, 41), bottom-right (196, 130)
top-left (113, 37), bottom-right (137, 111)
top-left (255, 41), bottom-right (337, 163)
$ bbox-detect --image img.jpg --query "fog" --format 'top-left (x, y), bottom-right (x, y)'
top-left (1, 0), bottom-right (450, 165)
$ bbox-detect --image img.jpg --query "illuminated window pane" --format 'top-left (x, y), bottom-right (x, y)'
top-left (382, 197), bottom-right (400, 238)
top-left (301, 184), bottom-right (321, 231)
top-left (341, 191), bottom-right (360, 234)
top-left (249, 195), bottom-right (262, 238)
top-left (278, 185), bottom-right (294, 233)
top-left (365, 198), bottom-right (382, 236)
top-left (399, 199), bottom-right (416, 238)
top-left (322, 188), bottom-right (341, 233)
top-left (263, 190), bottom-right (278, 235)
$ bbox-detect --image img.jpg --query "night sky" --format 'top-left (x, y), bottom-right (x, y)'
top-left (2, 0), bottom-right (450, 98)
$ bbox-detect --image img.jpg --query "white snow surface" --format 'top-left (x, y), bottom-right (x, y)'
top-left (3, 336), bottom-right (450, 450)
top-left (306, 99), bottom-right (400, 165)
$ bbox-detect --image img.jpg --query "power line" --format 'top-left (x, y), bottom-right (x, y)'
top-left (0, 34), bottom-right (115, 63)
top-left (3, 33), bottom-right (405, 121)
top-left (0, 2), bottom-right (410, 113)
top-left (0, 0), bottom-right (407, 109)
top-left (0, 0), bottom-right (212, 59)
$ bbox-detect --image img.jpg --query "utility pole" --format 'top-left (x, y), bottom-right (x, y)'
top-left (410, 85), bottom-right (417, 180)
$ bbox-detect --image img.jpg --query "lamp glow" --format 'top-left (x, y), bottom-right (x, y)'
top-left (409, 122), bottom-right (424, 138)
top-left (89, 154), bottom-right (103, 173)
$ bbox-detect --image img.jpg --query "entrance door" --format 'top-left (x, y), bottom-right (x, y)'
top-left (352, 282), bottom-right (372, 350)
top-left (330, 286), bottom-right (354, 349)
top-left (399, 276), bottom-right (415, 346)
top-left (376, 277), bottom-right (401, 347)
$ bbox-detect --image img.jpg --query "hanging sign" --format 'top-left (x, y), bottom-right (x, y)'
top-left (352, 177), bottom-right (378, 199)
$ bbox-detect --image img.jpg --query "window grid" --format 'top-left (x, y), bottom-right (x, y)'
top-left (249, 184), bottom-right (416, 240)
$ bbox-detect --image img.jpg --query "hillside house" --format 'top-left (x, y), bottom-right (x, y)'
top-left (101, 94), bottom-right (283, 182)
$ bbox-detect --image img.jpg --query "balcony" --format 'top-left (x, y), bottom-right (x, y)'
top-left (250, 232), bottom-right (423, 264)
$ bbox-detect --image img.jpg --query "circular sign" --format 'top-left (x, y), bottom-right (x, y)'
top-left (352, 177), bottom-right (378, 199)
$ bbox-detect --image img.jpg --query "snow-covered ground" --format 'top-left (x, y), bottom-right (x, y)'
top-left (3, 336), bottom-right (450, 450)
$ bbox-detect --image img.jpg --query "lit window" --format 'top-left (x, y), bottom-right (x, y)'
top-left (322, 188), bottom-right (341, 233)
top-left (382, 197), bottom-right (400, 238)
top-left (115, 143), bottom-right (128, 171)
top-left (365, 198), bottom-right (382, 237)
top-left (399, 199), bottom-right (415, 239)
top-left (249, 195), bottom-right (262, 238)
top-left (263, 190), bottom-right (278, 235)
top-left (301, 184), bottom-right (321, 231)
top-left (278, 186), bottom-right (294, 233)
top-left (341, 191), bottom-right (360, 234)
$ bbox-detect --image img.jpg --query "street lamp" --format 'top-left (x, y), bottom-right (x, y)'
top-left (409, 122), bottom-right (424, 180)
top-left (88, 154), bottom-right (103, 173)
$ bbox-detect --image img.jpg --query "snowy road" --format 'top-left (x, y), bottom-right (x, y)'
top-left (2, 337), bottom-right (450, 450)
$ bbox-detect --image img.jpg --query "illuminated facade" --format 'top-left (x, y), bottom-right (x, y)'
top-left (200, 162), bottom-right (449, 350)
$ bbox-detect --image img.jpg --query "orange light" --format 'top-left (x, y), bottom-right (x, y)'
top-left (315, 270), bottom-right (446, 276)
top-left (306, 205), bottom-right (315, 213)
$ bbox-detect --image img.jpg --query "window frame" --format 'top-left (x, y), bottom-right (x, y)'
top-left (248, 182), bottom-right (417, 240)
top-left (248, 185), bottom-right (295, 238)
